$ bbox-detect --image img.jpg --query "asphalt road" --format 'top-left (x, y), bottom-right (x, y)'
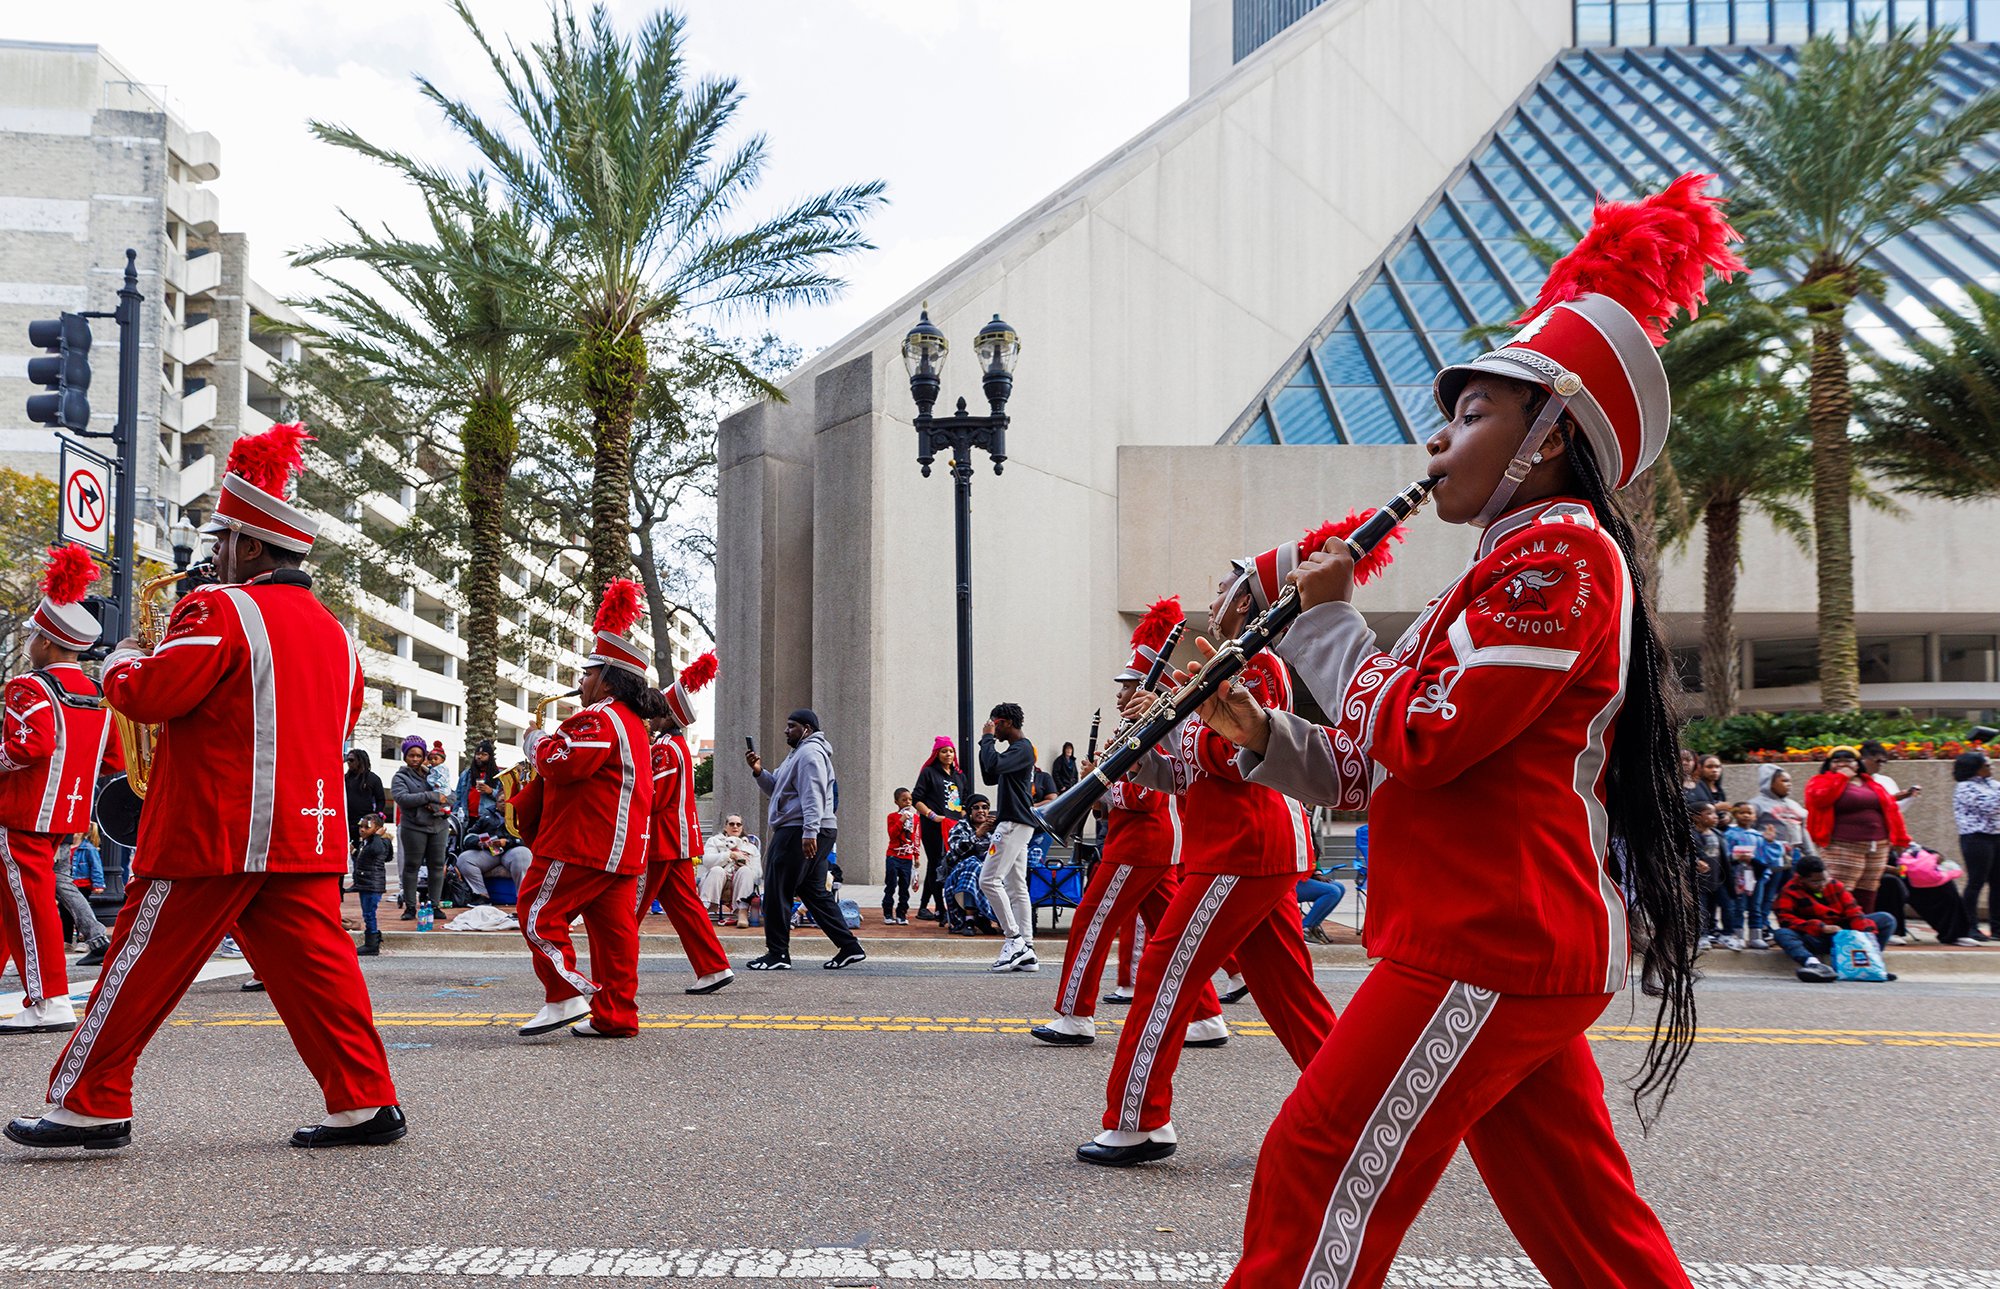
top-left (0, 951), bottom-right (1995, 1286)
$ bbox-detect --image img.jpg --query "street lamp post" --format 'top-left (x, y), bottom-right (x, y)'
top-left (903, 307), bottom-right (1020, 799)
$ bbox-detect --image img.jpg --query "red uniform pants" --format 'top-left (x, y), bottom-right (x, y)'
top-left (1103, 870), bottom-right (1335, 1132)
top-left (0, 828), bottom-right (67, 1007)
top-left (521, 856), bottom-right (640, 1036)
top-left (1115, 918), bottom-right (1138, 989)
top-left (1227, 959), bottom-right (1688, 1289)
top-left (637, 859), bottom-right (730, 978)
top-left (1054, 862), bottom-right (1219, 1022)
top-left (46, 873), bottom-right (397, 1120)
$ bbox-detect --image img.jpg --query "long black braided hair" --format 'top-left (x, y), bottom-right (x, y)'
top-left (1527, 387), bottom-right (1701, 1130)
top-left (598, 665), bottom-right (672, 722)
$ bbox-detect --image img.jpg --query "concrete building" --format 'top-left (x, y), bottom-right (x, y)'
top-left (717, 0), bottom-right (2000, 881)
top-left (0, 40), bottom-right (695, 773)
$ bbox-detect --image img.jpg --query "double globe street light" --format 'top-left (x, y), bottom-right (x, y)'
top-left (902, 306), bottom-right (1021, 797)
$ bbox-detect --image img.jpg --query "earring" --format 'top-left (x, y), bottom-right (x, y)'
top-left (1530, 452), bottom-right (1544, 464)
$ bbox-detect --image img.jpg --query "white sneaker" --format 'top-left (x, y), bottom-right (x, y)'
top-left (215, 936), bottom-right (244, 959)
top-left (1185, 1014), bottom-right (1230, 1045)
top-left (0, 996), bottom-right (76, 1034)
top-left (1952, 937), bottom-right (1989, 947)
top-left (991, 938), bottom-right (1026, 972)
top-left (1889, 933), bottom-right (1913, 946)
top-left (1012, 948), bottom-right (1040, 973)
top-left (518, 996), bottom-right (591, 1037)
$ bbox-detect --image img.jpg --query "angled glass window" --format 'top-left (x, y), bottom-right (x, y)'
top-left (1271, 370), bottom-right (1338, 445)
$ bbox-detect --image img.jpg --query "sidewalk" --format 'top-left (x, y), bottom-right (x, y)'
top-left (347, 891), bottom-right (2000, 978)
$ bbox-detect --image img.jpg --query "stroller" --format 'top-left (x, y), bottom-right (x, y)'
top-left (941, 855), bottom-right (998, 936)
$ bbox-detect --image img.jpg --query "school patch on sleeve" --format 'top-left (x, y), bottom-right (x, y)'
top-left (161, 594), bottom-right (214, 640)
top-left (1468, 534), bottom-right (1600, 644)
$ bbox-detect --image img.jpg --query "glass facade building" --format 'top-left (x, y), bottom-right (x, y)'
top-left (1223, 4), bottom-right (2000, 444)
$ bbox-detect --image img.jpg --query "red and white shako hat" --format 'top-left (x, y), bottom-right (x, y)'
top-left (1115, 597), bottom-right (1182, 683)
top-left (1431, 173), bottom-right (1744, 516)
top-left (586, 578), bottom-right (650, 679)
top-left (32, 544), bottom-right (102, 650)
top-left (1230, 510), bottom-right (1411, 615)
top-left (200, 422), bottom-right (321, 554)
top-left (661, 651), bottom-right (718, 727)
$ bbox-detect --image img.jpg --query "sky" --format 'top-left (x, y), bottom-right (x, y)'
top-left (13, 0), bottom-right (1192, 359)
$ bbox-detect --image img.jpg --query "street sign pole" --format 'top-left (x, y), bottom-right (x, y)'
top-left (111, 249), bottom-right (140, 642)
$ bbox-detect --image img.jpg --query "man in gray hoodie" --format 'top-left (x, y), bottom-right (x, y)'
top-left (744, 709), bottom-right (865, 971)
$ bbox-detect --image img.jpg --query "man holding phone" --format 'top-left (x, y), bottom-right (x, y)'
top-left (744, 710), bottom-right (865, 971)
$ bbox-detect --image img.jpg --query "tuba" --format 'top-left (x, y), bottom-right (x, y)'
top-left (95, 564), bottom-right (208, 847)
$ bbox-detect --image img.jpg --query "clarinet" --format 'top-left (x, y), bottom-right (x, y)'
top-left (1084, 710), bottom-right (1101, 763)
top-left (1034, 477), bottom-right (1436, 842)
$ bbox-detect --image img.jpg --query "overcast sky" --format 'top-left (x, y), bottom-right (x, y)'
top-left (13, 0), bottom-right (1191, 358)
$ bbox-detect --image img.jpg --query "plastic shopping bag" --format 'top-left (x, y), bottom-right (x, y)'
top-left (1831, 927), bottom-right (1888, 982)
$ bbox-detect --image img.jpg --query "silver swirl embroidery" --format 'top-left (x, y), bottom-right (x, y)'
top-left (1060, 864), bottom-right (1132, 1015)
top-left (1404, 662), bottom-right (1468, 721)
top-left (51, 878), bottom-right (173, 1106)
top-left (1299, 981), bottom-right (1500, 1289)
top-left (1118, 874), bottom-right (1237, 1131)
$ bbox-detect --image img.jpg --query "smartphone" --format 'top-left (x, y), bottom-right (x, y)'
top-left (744, 736), bottom-right (756, 753)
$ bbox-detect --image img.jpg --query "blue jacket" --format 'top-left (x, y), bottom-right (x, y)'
top-left (69, 841), bottom-right (103, 887)
top-left (1723, 826), bottom-right (1771, 871)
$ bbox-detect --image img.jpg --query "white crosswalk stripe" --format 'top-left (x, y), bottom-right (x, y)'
top-left (0, 1247), bottom-right (1996, 1284)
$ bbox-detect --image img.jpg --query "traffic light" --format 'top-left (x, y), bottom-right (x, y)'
top-left (26, 313), bottom-right (92, 431)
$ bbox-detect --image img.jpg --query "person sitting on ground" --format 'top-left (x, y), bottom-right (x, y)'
top-left (1772, 855), bottom-right (1896, 983)
top-left (455, 788), bottom-right (532, 905)
top-left (883, 788), bottom-right (920, 925)
top-left (1691, 801), bottom-right (1726, 949)
top-left (699, 816), bottom-right (762, 925)
top-left (352, 813), bottom-right (391, 956)
top-left (1892, 841), bottom-right (1982, 946)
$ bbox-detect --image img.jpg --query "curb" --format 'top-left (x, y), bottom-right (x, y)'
top-left (360, 931), bottom-right (2000, 979)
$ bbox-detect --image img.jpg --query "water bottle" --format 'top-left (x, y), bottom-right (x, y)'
top-left (417, 900), bottom-right (434, 932)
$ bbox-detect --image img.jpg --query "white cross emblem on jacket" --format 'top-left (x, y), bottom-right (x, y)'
top-left (301, 778), bottom-right (339, 855)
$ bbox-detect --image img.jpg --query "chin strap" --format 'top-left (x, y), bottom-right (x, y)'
top-left (1472, 395), bottom-right (1570, 529)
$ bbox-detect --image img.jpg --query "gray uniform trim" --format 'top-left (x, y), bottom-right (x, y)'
top-left (1118, 873), bottom-right (1237, 1132)
top-left (0, 826), bottom-right (43, 1004)
top-left (1299, 981), bottom-right (1500, 1289)
top-left (523, 859), bottom-right (597, 996)
top-left (51, 878), bottom-right (173, 1107)
top-left (605, 704), bottom-right (637, 872)
top-left (219, 589), bottom-right (278, 873)
top-left (28, 676), bottom-right (64, 831)
top-left (1059, 863), bottom-right (1132, 1016)
top-left (1275, 602), bottom-right (1381, 717)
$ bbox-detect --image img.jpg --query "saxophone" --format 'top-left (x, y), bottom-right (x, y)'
top-left (502, 689), bottom-right (577, 839)
top-left (96, 563), bottom-right (209, 846)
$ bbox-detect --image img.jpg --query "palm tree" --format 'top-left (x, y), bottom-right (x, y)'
top-left (1716, 20), bottom-right (2000, 709)
top-left (1662, 367), bottom-right (1812, 718)
top-left (293, 180), bottom-right (558, 749)
top-left (409, 1), bottom-right (884, 595)
top-left (1860, 284), bottom-right (2000, 499)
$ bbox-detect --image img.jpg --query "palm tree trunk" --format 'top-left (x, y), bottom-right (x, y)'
top-left (459, 394), bottom-right (518, 751)
top-left (1805, 276), bottom-right (1859, 711)
top-left (576, 326), bottom-right (649, 596)
top-left (1624, 465), bottom-right (1662, 611)
top-left (632, 517), bottom-right (679, 675)
top-left (1700, 496), bottom-right (1742, 720)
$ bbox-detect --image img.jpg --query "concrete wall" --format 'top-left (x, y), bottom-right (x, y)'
top-left (718, 0), bottom-right (1573, 882)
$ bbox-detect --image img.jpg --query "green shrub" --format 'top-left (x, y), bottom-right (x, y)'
top-left (693, 754), bottom-right (714, 796)
top-left (1681, 710), bottom-right (1970, 761)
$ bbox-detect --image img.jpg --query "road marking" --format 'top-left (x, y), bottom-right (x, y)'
top-left (153, 1010), bottom-right (2000, 1049)
top-left (0, 1246), bottom-right (1996, 1285)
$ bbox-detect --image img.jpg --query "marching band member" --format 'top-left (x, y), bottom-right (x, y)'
top-left (8, 424), bottom-right (403, 1151)
top-left (637, 652), bottom-right (733, 996)
top-left (1033, 599), bottom-right (1223, 1048)
top-left (0, 546), bottom-right (113, 1035)
top-left (514, 578), bottom-right (659, 1039)
top-left (1075, 545), bottom-right (1378, 1167)
top-left (1208, 176), bottom-right (1734, 1287)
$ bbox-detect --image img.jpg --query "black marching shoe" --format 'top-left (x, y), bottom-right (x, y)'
top-left (1076, 1136), bottom-right (1176, 1167)
top-left (240, 978), bottom-right (266, 993)
top-left (1030, 1024), bottom-right (1094, 1046)
top-left (5, 1115), bottom-right (131, 1151)
top-left (1101, 991), bottom-right (1133, 1006)
top-left (289, 1105), bottom-right (407, 1149)
top-left (1218, 983), bottom-right (1252, 1005)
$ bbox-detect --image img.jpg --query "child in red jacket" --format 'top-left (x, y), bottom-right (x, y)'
top-left (882, 789), bottom-right (920, 924)
top-left (1772, 855), bottom-right (1895, 983)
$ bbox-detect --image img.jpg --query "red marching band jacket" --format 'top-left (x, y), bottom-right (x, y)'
top-left (102, 571), bottom-right (363, 876)
top-left (527, 700), bottom-right (652, 875)
top-left (0, 665), bottom-right (113, 834)
top-left (1099, 780), bottom-right (1182, 869)
top-left (1250, 499), bottom-right (1633, 996)
top-left (648, 733), bottom-right (703, 864)
top-left (1130, 653), bottom-right (1313, 878)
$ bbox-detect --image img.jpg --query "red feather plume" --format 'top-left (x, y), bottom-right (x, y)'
top-left (677, 650), bottom-right (718, 695)
top-left (225, 422), bottom-right (313, 496)
top-left (41, 543), bottom-right (99, 605)
top-left (1131, 596), bottom-right (1183, 652)
top-left (1301, 509), bottom-right (1406, 587)
top-left (1512, 172), bottom-right (1746, 347)
top-left (593, 578), bottom-right (643, 635)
